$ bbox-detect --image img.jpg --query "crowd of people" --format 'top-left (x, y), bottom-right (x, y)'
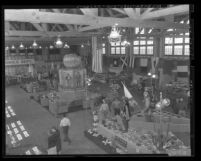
top-left (97, 96), bottom-right (136, 133)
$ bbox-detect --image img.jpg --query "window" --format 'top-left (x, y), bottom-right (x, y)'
top-left (133, 37), bottom-right (154, 55)
top-left (164, 32), bottom-right (190, 56)
top-left (165, 46), bottom-right (172, 55)
top-left (102, 43), bottom-right (106, 54)
top-left (175, 38), bottom-right (183, 44)
top-left (165, 37), bottom-right (173, 44)
top-left (135, 27), bottom-right (139, 34)
top-left (133, 47), bottom-right (139, 55)
top-left (184, 45), bottom-right (190, 55)
top-left (185, 38), bottom-right (189, 43)
top-left (174, 45), bottom-right (183, 55)
top-left (147, 46), bottom-right (153, 55)
top-left (110, 42), bottom-right (126, 55)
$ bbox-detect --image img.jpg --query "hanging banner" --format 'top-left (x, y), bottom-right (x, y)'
top-left (5, 59), bottom-right (35, 66)
top-left (129, 55), bottom-right (135, 68)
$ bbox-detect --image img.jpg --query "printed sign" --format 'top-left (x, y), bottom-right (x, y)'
top-left (5, 59), bottom-right (35, 66)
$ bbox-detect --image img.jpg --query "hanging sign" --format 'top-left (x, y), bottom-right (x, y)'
top-left (5, 59), bottom-right (35, 66)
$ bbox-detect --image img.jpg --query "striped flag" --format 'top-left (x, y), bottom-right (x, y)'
top-left (92, 36), bottom-right (103, 73)
top-left (129, 54), bottom-right (135, 68)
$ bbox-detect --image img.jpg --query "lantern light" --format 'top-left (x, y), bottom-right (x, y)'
top-left (63, 43), bottom-right (70, 49)
top-left (152, 74), bottom-right (156, 78)
top-left (54, 35), bottom-right (63, 48)
top-left (19, 43), bottom-right (25, 50)
top-left (32, 40), bottom-right (38, 49)
top-left (81, 44), bottom-right (84, 48)
top-left (11, 45), bottom-right (15, 50)
top-left (108, 24), bottom-right (121, 44)
top-left (49, 45), bottom-right (54, 49)
top-left (148, 72), bottom-right (151, 76)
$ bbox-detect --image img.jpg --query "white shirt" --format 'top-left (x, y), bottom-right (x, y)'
top-left (60, 117), bottom-right (71, 127)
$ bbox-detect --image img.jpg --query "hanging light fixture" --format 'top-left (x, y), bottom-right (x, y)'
top-left (11, 45), bottom-right (15, 50)
top-left (19, 42), bottom-right (25, 50)
top-left (108, 23), bottom-right (121, 44)
top-left (49, 45), bottom-right (54, 49)
top-left (32, 40), bottom-right (38, 49)
top-left (54, 35), bottom-right (63, 48)
top-left (81, 44), bottom-right (84, 48)
top-left (63, 42), bottom-right (70, 49)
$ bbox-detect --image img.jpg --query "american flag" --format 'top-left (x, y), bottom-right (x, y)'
top-left (92, 36), bottom-right (103, 73)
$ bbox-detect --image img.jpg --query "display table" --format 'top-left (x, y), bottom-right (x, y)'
top-left (84, 130), bottom-right (117, 154)
top-left (49, 99), bottom-right (67, 116)
top-left (130, 113), bottom-right (190, 133)
top-left (96, 124), bottom-right (190, 156)
top-left (97, 124), bottom-right (154, 154)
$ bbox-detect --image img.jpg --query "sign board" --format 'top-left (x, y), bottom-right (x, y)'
top-left (5, 59), bottom-right (35, 66)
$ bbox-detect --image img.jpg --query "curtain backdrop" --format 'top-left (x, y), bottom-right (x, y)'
top-left (92, 36), bottom-right (103, 73)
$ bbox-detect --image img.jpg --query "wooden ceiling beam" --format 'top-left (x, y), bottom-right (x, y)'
top-left (111, 8), bottom-right (126, 14)
top-left (124, 8), bottom-right (140, 19)
top-left (5, 30), bottom-right (101, 37)
top-left (32, 23), bottom-right (45, 31)
top-left (141, 5), bottom-right (189, 20)
top-left (5, 9), bottom-right (189, 30)
top-left (141, 8), bottom-right (154, 17)
top-left (80, 8), bottom-right (98, 16)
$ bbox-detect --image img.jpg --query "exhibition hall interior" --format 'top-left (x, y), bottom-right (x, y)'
top-left (4, 5), bottom-right (192, 156)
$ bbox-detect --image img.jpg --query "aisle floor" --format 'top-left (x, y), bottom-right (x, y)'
top-left (6, 85), bottom-right (106, 155)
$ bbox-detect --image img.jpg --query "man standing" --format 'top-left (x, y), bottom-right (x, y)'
top-left (65, 73), bottom-right (71, 88)
top-left (121, 97), bottom-right (131, 132)
top-left (74, 71), bottom-right (81, 87)
top-left (99, 98), bottom-right (110, 125)
top-left (59, 113), bottom-right (71, 144)
top-left (110, 97), bottom-right (121, 117)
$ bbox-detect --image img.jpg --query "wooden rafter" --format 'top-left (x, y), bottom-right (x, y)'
top-left (5, 9), bottom-right (189, 31)
top-left (135, 8), bottom-right (140, 17)
top-left (111, 8), bottom-right (126, 14)
top-left (52, 9), bottom-right (74, 31)
top-left (80, 8), bottom-right (98, 16)
top-left (5, 30), bottom-right (101, 37)
top-left (141, 5), bottom-right (189, 20)
top-left (141, 8), bottom-right (154, 16)
top-left (124, 8), bottom-right (140, 19)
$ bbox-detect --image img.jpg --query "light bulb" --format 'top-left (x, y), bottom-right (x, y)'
top-left (152, 74), bottom-right (156, 78)
top-left (11, 45), bottom-right (15, 49)
top-left (148, 72), bottom-right (151, 76)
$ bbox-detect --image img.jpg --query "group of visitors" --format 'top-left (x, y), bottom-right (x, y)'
top-left (98, 96), bottom-right (134, 133)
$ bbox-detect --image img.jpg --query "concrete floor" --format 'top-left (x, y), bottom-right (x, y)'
top-left (6, 85), bottom-right (106, 154)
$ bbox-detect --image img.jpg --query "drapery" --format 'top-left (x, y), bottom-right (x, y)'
top-left (129, 54), bottom-right (135, 69)
top-left (92, 36), bottom-right (103, 73)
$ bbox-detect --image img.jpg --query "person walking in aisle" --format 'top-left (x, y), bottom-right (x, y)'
top-left (59, 113), bottom-right (71, 144)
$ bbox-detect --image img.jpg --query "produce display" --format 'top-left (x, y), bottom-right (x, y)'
top-left (86, 112), bottom-right (191, 156)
